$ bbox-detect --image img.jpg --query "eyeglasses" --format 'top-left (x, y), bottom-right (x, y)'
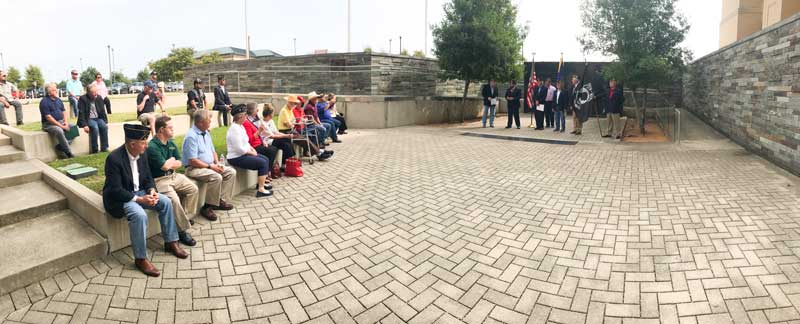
top-left (71, 73), bottom-right (78, 76)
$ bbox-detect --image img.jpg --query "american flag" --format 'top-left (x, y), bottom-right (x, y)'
top-left (526, 64), bottom-right (538, 109)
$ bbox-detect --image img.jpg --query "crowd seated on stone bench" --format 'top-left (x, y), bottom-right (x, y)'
top-left (96, 89), bottom-right (348, 276)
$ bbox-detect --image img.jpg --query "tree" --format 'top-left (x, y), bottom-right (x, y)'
top-left (400, 49), bottom-right (410, 56)
top-left (111, 71), bottom-right (130, 84)
top-left (80, 66), bottom-right (100, 86)
top-left (148, 47), bottom-right (195, 82)
top-left (6, 67), bottom-right (21, 85)
top-left (579, 0), bottom-right (690, 133)
top-left (197, 51), bottom-right (223, 65)
top-left (412, 50), bottom-right (426, 58)
top-left (363, 47), bottom-right (373, 54)
top-left (432, 0), bottom-right (525, 122)
top-left (57, 80), bottom-right (67, 89)
top-left (24, 65), bottom-right (44, 89)
top-left (136, 69), bottom-right (150, 82)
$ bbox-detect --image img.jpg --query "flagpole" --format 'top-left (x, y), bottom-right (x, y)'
top-left (528, 52), bottom-right (537, 128)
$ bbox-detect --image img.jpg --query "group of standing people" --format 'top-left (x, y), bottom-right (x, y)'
top-left (481, 75), bottom-right (626, 139)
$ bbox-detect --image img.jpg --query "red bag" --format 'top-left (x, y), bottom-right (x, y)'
top-left (284, 158), bottom-right (303, 177)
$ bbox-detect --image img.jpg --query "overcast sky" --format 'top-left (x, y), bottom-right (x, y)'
top-left (1, 0), bottom-right (721, 83)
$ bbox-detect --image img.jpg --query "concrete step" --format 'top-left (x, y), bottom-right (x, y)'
top-left (0, 133), bottom-right (11, 146)
top-left (0, 160), bottom-right (42, 188)
top-left (0, 145), bottom-right (25, 164)
top-left (0, 181), bottom-right (67, 228)
top-left (0, 210), bottom-right (106, 295)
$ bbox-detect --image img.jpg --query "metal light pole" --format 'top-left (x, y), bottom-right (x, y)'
top-left (347, 0), bottom-right (351, 52)
top-left (79, 58), bottom-right (83, 72)
top-left (293, 38), bottom-right (297, 56)
top-left (424, 0), bottom-right (428, 56)
top-left (244, 0), bottom-right (250, 59)
top-left (111, 48), bottom-right (116, 78)
top-left (107, 45), bottom-right (113, 84)
top-left (389, 39), bottom-right (392, 53)
top-left (399, 36), bottom-right (402, 54)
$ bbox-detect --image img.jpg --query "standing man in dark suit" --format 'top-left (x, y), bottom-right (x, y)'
top-left (554, 81), bottom-right (569, 132)
top-left (481, 79), bottom-right (498, 128)
top-left (601, 79), bottom-right (625, 139)
top-left (504, 80), bottom-right (522, 129)
top-left (533, 80), bottom-right (547, 130)
top-left (102, 124), bottom-right (189, 277)
top-left (213, 75), bottom-right (232, 127)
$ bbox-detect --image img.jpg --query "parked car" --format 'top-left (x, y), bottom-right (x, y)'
top-left (111, 82), bottom-right (129, 95)
top-left (129, 82), bottom-right (144, 93)
top-left (174, 81), bottom-right (184, 92)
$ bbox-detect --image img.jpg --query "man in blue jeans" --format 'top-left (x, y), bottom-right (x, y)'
top-left (77, 83), bottom-right (109, 153)
top-left (66, 69), bottom-right (83, 117)
top-left (102, 124), bottom-right (188, 277)
top-left (481, 79), bottom-right (498, 128)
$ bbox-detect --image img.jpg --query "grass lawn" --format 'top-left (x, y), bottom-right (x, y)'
top-left (47, 126), bottom-right (229, 193)
top-left (17, 106), bottom-right (188, 132)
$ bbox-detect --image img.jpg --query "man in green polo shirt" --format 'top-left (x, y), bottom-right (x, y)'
top-left (147, 116), bottom-right (204, 246)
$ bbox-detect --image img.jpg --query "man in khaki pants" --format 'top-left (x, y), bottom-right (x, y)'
top-left (182, 110), bottom-right (236, 220)
top-left (569, 75), bottom-right (583, 135)
top-left (601, 79), bottom-right (625, 139)
top-left (147, 116), bottom-right (205, 246)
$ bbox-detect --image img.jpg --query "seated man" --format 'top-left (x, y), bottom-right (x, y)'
top-left (148, 116), bottom-right (208, 247)
top-left (39, 83), bottom-right (75, 158)
top-left (305, 92), bottom-right (333, 143)
top-left (137, 80), bottom-right (164, 135)
top-left (0, 70), bottom-right (24, 126)
top-left (102, 124), bottom-right (188, 277)
top-left (316, 95), bottom-right (341, 143)
top-left (182, 109), bottom-right (236, 220)
top-left (277, 96), bottom-right (331, 161)
top-left (77, 83), bottom-right (109, 154)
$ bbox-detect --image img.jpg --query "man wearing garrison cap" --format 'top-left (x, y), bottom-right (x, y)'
top-left (102, 124), bottom-right (189, 277)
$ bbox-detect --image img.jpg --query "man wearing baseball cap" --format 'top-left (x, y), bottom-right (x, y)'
top-left (136, 80), bottom-right (163, 135)
top-left (187, 78), bottom-right (207, 126)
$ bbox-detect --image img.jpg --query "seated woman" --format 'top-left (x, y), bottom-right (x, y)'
top-left (257, 103), bottom-right (296, 175)
top-left (226, 104), bottom-right (272, 197)
top-left (327, 93), bottom-right (347, 135)
top-left (242, 102), bottom-right (277, 187)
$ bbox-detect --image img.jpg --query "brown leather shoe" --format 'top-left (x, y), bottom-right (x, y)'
top-left (215, 200), bottom-right (234, 211)
top-left (199, 205), bottom-right (218, 221)
top-left (164, 241), bottom-right (189, 259)
top-left (135, 259), bottom-right (160, 277)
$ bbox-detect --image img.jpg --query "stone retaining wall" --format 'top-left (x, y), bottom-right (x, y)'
top-left (683, 12), bottom-right (800, 174)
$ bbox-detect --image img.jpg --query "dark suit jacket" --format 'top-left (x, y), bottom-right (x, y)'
top-left (76, 94), bottom-right (108, 128)
top-left (505, 86), bottom-right (522, 110)
top-left (213, 85), bottom-right (232, 111)
top-left (481, 84), bottom-right (498, 106)
top-left (535, 86), bottom-right (548, 105)
top-left (102, 145), bottom-right (157, 219)
top-left (555, 89), bottom-right (570, 111)
top-left (606, 87), bottom-right (625, 114)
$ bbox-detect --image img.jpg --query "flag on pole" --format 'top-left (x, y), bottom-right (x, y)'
top-left (526, 62), bottom-right (538, 109)
top-left (556, 53), bottom-right (564, 82)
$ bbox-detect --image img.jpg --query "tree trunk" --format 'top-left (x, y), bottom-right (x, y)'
top-left (630, 89), bottom-right (640, 134)
top-left (461, 79), bottom-right (471, 124)
top-left (641, 88), bottom-right (648, 135)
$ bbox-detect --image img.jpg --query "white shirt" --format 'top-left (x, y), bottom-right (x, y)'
top-left (556, 90), bottom-right (562, 103)
top-left (127, 148), bottom-right (140, 201)
top-left (226, 123), bottom-right (251, 160)
top-left (258, 119), bottom-right (279, 146)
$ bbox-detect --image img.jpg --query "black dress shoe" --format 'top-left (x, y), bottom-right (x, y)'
top-left (256, 190), bottom-right (273, 198)
top-left (256, 183), bottom-right (273, 191)
top-left (178, 231), bottom-right (196, 246)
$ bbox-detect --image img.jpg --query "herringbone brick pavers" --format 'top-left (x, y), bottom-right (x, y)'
top-left (2, 125), bottom-right (800, 323)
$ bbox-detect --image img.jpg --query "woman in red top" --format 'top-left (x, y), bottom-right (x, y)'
top-left (243, 103), bottom-right (277, 188)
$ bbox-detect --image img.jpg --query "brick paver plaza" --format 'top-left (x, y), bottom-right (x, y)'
top-left (3, 123), bottom-right (800, 324)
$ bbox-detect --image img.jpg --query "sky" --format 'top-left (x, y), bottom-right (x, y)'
top-left (0, 0), bottom-right (721, 83)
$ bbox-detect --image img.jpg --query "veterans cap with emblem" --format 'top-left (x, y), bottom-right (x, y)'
top-left (144, 80), bottom-right (155, 89)
top-left (124, 124), bottom-right (151, 140)
top-left (231, 104), bottom-right (247, 116)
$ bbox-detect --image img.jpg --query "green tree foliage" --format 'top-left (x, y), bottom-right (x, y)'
top-left (363, 47), bottom-right (373, 54)
top-left (136, 69), bottom-right (150, 82)
top-left (400, 49), bottom-right (410, 56)
top-left (24, 65), bottom-right (45, 89)
top-left (57, 80), bottom-right (67, 89)
top-left (110, 71), bottom-right (130, 84)
top-left (579, 0), bottom-right (690, 132)
top-left (412, 50), bottom-right (426, 58)
top-left (432, 0), bottom-right (525, 121)
top-left (148, 47), bottom-right (195, 82)
top-left (79, 66), bottom-right (100, 86)
top-left (197, 51), bottom-right (223, 65)
top-left (5, 67), bottom-right (21, 85)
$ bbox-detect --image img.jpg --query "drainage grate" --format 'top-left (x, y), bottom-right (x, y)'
top-left (461, 132), bottom-right (578, 145)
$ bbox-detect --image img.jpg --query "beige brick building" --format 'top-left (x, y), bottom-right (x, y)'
top-left (720, 0), bottom-right (800, 47)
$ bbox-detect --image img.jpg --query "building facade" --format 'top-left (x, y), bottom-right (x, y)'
top-left (720, 0), bottom-right (800, 47)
